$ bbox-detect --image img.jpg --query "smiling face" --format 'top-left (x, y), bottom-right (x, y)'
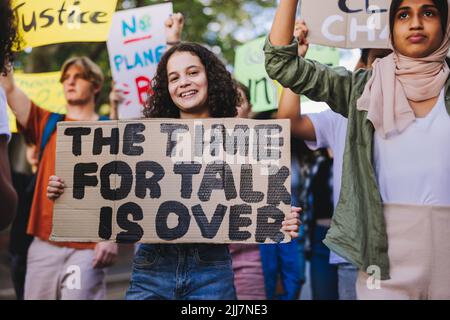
top-left (61, 65), bottom-right (99, 106)
top-left (167, 51), bottom-right (209, 119)
top-left (392, 0), bottom-right (444, 58)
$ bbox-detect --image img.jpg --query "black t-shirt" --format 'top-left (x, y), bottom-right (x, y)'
top-left (309, 156), bottom-right (334, 221)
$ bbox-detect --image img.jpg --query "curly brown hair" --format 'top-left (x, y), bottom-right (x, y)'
top-left (143, 42), bottom-right (239, 119)
top-left (1, 0), bottom-right (19, 74)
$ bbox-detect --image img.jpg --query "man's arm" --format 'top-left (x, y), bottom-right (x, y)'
top-left (0, 135), bottom-right (17, 230)
top-left (266, 5), bottom-right (355, 118)
top-left (278, 88), bottom-right (316, 141)
top-left (276, 19), bottom-right (316, 141)
top-left (0, 70), bottom-right (32, 128)
top-left (269, 0), bottom-right (298, 46)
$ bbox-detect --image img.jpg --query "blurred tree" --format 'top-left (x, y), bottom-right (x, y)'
top-left (15, 0), bottom-right (275, 109)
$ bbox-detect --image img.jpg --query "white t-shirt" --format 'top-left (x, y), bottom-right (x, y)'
top-left (0, 87), bottom-right (11, 142)
top-left (374, 89), bottom-right (450, 206)
top-left (305, 110), bottom-right (348, 264)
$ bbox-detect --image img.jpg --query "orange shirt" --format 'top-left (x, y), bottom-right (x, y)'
top-left (18, 103), bottom-right (95, 250)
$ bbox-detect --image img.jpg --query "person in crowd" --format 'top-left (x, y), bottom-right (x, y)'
top-left (267, 0), bottom-right (450, 299)
top-left (8, 142), bottom-right (37, 299)
top-left (47, 13), bottom-right (301, 300)
top-left (229, 81), bottom-right (266, 300)
top-left (277, 20), bottom-right (391, 300)
top-left (251, 109), bottom-right (304, 300)
top-left (0, 55), bottom-right (118, 300)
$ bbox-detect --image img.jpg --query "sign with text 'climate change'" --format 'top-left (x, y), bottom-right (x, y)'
top-left (301, 0), bottom-right (390, 48)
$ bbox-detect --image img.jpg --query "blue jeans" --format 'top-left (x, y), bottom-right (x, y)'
top-left (310, 225), bottom-right (339, 300)
top-left (337, 263), bottom-right (358, 300)
top-left (126, 243), bottom-right (236, 300)
top-left (259, 240), bottom-right (302, 300)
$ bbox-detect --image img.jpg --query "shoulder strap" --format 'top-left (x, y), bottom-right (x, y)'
top-left (39, 113), bottom-right (64, 161)
top-left (39, 113), bottom-right (109, 160)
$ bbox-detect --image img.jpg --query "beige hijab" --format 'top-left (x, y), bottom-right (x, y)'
top-left (357, 0), bottom-right (450, 138)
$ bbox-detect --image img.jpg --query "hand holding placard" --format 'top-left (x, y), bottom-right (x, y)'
top-left (294, 19), bottom-right (309, 57)
top-left (51, 118), bottom-right (293, 244)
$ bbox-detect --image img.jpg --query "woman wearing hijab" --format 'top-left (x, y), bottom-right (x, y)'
top-left (265, 0), bottom-right (450, 299)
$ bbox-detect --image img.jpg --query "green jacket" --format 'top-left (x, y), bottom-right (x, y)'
top-left (264, 38), bottom-right (450, 280)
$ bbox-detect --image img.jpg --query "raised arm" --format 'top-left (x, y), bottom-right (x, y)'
top-left (0, 70), bottom-right (32, 127)
top-left (278, 88), bottom-right (316, 141)
top-left (269, 0), bottom-right (298, 46)
top-left (277, 19), bottom-right (316, 141)
top-left (165, 13), bottom-right (184, 49)
top-left (266, 2), bottom-right (355, 117)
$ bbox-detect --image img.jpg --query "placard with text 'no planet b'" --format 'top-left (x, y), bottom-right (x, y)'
top-left (107, 3), bottom-right (173, 119)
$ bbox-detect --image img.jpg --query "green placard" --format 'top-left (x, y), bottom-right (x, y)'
top-left (234, 37), bottom-right (340, 111)
top-left (305, 45), bottom-right (340, 66)
top-left (234, 37), bottom-right (280, 113)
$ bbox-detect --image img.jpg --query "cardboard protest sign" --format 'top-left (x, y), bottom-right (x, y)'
top-left (234, 37), bottom-right (282, 113)
top-left (301, 0), bottom-right (390, 48)
top-left (107, 3), bottom-right (172, 119)
top-left (8, 72), bottom-right (65, 132)
top-left (12, 0), bottom-right (118, 49)
top-left (52, 118), bottom-right (292, 244)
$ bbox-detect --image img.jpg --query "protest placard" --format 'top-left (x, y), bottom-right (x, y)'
top-left (8, 72), bottom-right (65, 132)
top-left (235, 37), bottom-right (340, 111)
top-left (12, 0), bottom-right (118, 49)
top-left (234, 37), bottom-right (282, 113)
top-left (301, 0), bottom-right (390, 48)
top-left (107, 3), bottom-right (172, 119)
top-left (51, 118), bottom-right (292, 244)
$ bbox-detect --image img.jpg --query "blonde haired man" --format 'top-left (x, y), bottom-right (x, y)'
top-left (0, 56), bottom-right (118, 300)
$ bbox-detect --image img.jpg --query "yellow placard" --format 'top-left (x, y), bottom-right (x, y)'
top-left (12, 0), bottom-right (118, 49)
top-left (8, 72), bottom-right (66, 133)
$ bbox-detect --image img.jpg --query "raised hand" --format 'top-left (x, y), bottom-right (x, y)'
top-left (294, 19), bottom-right (309, 58)
top-left (108, 81), bottom-right (125, 120)
top-left (165, 12), bottom-right (184, 45)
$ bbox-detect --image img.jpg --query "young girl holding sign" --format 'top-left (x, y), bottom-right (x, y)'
top-left (266, 0), bottom-right (450, 299)
top-left (130, 41), bottom-right (300, 300)
top-left (47, 17), bottom-right (301, 300)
